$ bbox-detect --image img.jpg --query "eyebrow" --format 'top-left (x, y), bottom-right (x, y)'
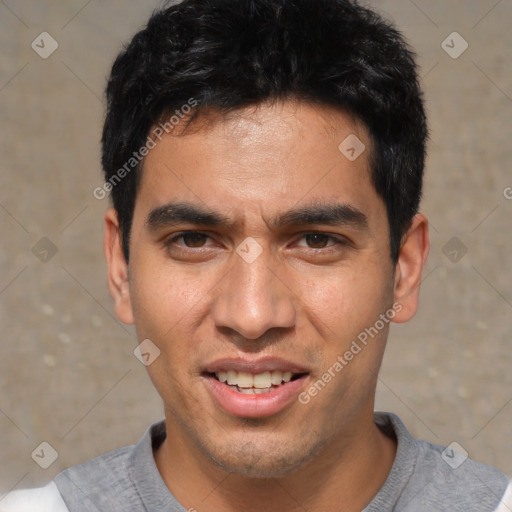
top-left (146, 201), bottom-right (368, 232)
top-left (270, 202), bottom-right (368, 230)
top-left (146, 202), bottom-right (231, 231)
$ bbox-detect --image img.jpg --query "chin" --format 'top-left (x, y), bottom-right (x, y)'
top-left (208, 450), bottom-right (306, 478)
top-left (197, 433), bottom-right (325, 478)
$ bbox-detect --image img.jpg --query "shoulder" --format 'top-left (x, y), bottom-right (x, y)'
top-left (52, 444), bottom-right (135, 509)
top-left (373, 413), bottom-right (512, 512)
top-left (52, 421), bottom-right (165, 511)
top-left (0, 481), bottom-right (69, 512)
top-left (405, 437), bottom-right (511, 511)
top-left (0, 431), bottom-right (153, 512)
top-left (57, 443), bottom-right (134, 480)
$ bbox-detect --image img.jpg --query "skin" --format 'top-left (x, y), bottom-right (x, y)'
top-left (104, 100), bottom-right (429, 512)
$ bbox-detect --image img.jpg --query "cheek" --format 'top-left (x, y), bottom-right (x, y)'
top-left (130, 262), bottom-right (210, 344)
top-left (129, 270), bottom-right (209, 400)
top-left (300, 269), bottom-right (390, 339)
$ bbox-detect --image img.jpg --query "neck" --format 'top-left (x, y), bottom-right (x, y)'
top-left (154, 410), bottom-right (397, 512)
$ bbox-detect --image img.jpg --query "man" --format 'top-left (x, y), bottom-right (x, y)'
top-left (2, 0), bottom-right (511, 510)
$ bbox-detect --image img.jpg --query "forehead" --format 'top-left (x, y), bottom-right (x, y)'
top-left (136, 100), bottom-right (383, 226)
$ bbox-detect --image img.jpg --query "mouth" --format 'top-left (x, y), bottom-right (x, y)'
top-left (201, 359), bottom-right (310, 418)
top-left (205, 370), bottom-right (306, 394)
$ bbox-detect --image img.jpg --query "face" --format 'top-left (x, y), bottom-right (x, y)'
top-left (105, 100), bottom-right (428, 478)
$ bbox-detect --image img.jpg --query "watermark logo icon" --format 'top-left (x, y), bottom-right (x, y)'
top-left (32, 237), bottom-right (58, 263)
top-left (236, 237), bottom-right (263, 264)
top-left (441, 442), bottom-right (468, 469)
top-left (442, 236), bottom-right (468, 263)
top-left (31, 441), bottom-right (59, 469)
top-left (31, 32), bottom-right (59, 59)
top-left (338, 134), bottom-right (366, 162)
top-left (442, 32), bottom-right (468, 59)
top-left (134, 339), bottom-right (161, 366)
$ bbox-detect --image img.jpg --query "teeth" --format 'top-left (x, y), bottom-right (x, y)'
top-left (271, 371), bottom-right (283, 385)
top-left (253, 388), bottom-right (271, 394)
top-left (237, 371), bottom-right (254, 388)
top-left (253, 372), bottom-right (272, 388)
top-left (232, 387), bottom-right (273, 394)
top-left (215, 370), bottom-right (295, 388)
top-left (227, 370), bottom-right (237, 385)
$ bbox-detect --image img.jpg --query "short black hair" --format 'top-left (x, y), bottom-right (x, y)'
top-left (102, 0), bottom-right (427, 263)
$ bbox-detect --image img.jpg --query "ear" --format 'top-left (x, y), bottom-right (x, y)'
top-left (104, 208), bottom-right (134, 325)
top-left (391, 214), bottom-right (430, 323)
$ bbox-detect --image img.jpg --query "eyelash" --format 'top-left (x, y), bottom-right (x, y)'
top-left (164, 231), bottom-right (347, 251)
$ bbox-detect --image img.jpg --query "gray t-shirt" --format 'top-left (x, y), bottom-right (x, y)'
top-left (3, 412), bottom-right (511, 511)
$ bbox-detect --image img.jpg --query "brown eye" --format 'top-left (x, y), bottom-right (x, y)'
top-left (181, 232), bottom-right (209, 247)
top-left (304, 233), bottom-right (331, 248)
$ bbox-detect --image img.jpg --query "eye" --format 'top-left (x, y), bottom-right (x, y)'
top-left (167, 232), bottom-right (211, 248)
top-left (296, 233), bottom-right (340, 249)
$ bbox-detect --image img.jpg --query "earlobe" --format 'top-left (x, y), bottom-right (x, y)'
top-left (104, 208), bottom-right (134, 325)
top-left (392, 214), bottom-right (430, 323)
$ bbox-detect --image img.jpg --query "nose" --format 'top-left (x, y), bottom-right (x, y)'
top-left (212, 251), bottom-right (296, 340)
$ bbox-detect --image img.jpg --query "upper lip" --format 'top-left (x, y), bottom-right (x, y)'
top-left (203, 357), bottom-right (310, 375)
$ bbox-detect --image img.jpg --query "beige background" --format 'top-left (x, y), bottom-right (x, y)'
top-left (1, 0), bottom-right (511, 496)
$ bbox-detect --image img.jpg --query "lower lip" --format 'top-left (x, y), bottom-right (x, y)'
top-left (203, 374), bottom-right (309, 418)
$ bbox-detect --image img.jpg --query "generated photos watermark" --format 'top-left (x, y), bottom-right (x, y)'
top-left (298, 301), bottom-right (403, 405)
top-left (93, 98), bottom-right (198, 200)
